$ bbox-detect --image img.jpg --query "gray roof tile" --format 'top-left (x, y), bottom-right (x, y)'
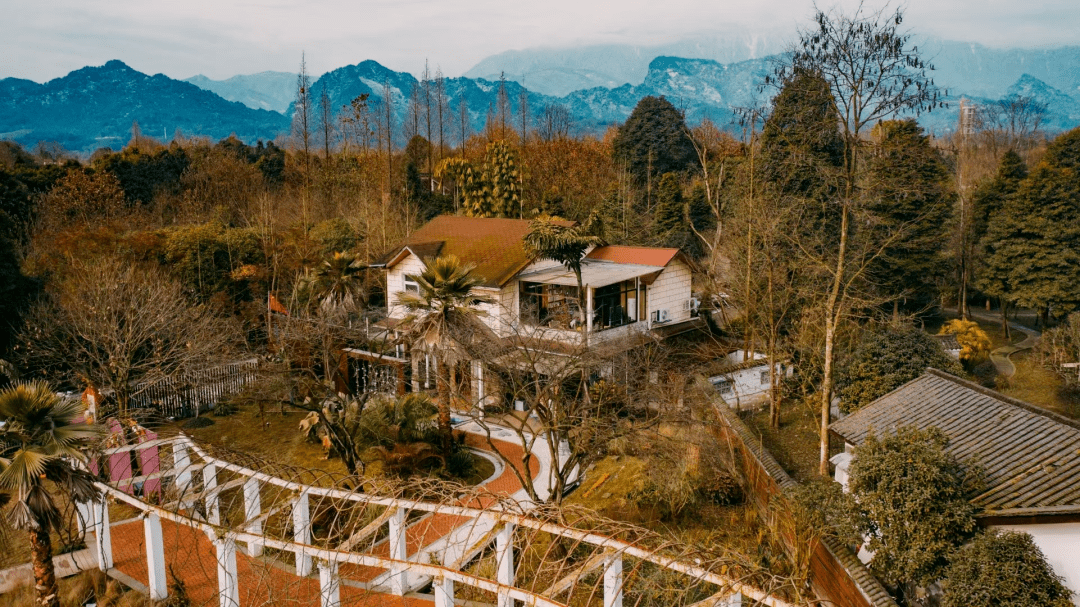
top-left (830, 369), bottom-right (1080, 513)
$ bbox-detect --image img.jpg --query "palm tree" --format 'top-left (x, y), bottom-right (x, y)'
top-left (522, 211), bottom-right (606, 346)
top-left (295, 251), bottom-right (369, 317)
top-left (396, 255), bottom-right (493, 456)
top-left (0, 381), bottom-right (100, 607)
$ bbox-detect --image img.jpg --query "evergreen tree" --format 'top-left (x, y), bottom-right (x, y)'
top-left (612, 96), bottom-right (696, 186)
top-left (974, 151), bottom-right (1029, 332)
top-left (850, 426), bottom-right (978, 593)
top-left (942, 531), bottom-right (1071, 607)
top-left (758, 70), bottom-right (844, 201)
top-left (983, 163), bottom-right (1080, 322)
top-left (1042, 126), bottom-right (1080, 172)
top-left (972, 149), bottom-right (1027, 242)
top-left (653, 172), bottom-right (684, 237)
top-left (481, 140), bottom-right (521, 218)
top-left (866, 119), bottom-right (954, 309)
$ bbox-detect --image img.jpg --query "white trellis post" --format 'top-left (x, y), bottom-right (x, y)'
top-left (434, 576), bottom-right (454, 607)
top-left (75, 501), bottom-right (91, 538)
top-left (172, 441), bottom-right (192, 492)
top-left (292, 489), bottom-right (312, 576)
top-left (214, 535), bottom-right (240, 607)
top-left (318, 560), bottom-right (341, 607)
top-left (143, 512), bottom-right (168, 600)
top-left (93, 499), bottom-right (113, 570)
top-left (203, 462), bottom-right (220, 525)
top-left (243, 477), bottom-right (262, 557)
top-left (388, 507), bottom-right (407, 595)
top-left (496, 523), bottom-right (515, 607)
top-left (603, 553), bottom-right (623, 607)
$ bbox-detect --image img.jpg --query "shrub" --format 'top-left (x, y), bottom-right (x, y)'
top-left (849, 426), bottom-right (978, 589)
top-left (941, 530), bottom-right (1072, 607)
top-left (939, 319), bottom-right (992, 366)
top-left (786, 479), bottom-right (869, 548)
top-left (837, 325), bottom-right (964, 412)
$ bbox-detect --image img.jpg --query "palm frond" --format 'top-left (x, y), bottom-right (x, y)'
top-left (0, 448), bottom-right (50, 491)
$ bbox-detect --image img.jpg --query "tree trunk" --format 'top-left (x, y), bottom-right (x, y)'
top-left (437, 359), bottom-right (453, 457)
top-left (820, 203), bottom-right (850, 476)
top-left (29, 526), bottom-right (59, 607)
top-left (1001, 299), bottom-right (1011, 340)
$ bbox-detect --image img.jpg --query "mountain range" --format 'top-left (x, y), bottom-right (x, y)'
top-left (183, 72), bottom-right (297, 113)
top-left (0, 60), bottom-right (288, 152)
top-left (2, 38), bottom-right (1079, 154)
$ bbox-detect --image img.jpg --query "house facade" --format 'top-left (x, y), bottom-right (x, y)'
top-left (830, 369), bottom-right (1080, 604)
top-left (708, 350), bottom-right (790, 409)
top-left (371, 216), bottom-right (700, 407)
top-left (377, 216), bottom-right (699, 348)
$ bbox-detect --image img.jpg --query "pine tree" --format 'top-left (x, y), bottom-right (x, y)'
top-left (758, 70), bottom-right (844, 201)
top-left (653, 172), bottom-right (684, 237)
top-left (866, 119), bottom-right (954, 310)
top-left (972, 149), bottom-right (1027, 242)
top-left (974, 150), bottom-right (1029, 333)
top-left (612, 96), bottom-right (697, 186)
top-left (985, 163), bottom-right (1080, 323)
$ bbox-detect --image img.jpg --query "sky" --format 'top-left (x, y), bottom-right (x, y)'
top-left (4, 0), bottom-right (1080, 83)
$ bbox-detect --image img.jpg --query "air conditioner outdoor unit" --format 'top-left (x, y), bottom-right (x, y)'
top-left (651, 309), bottom-right (670, 323)
top-left (683, 297), bottom-right (700, 312)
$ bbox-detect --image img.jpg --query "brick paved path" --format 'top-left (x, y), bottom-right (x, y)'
top-left (103, 433), bottom-right (541, 606)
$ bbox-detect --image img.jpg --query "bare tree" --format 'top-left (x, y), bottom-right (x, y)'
top-left (18, 258), bottom-right (240, 414)
top-left (774, 3), bottom-right (945, 474)
top-left (984, 94), bottom-right (1047, 152)
top-left (458, 96), bottom-right (469, 158)
top-left (293, 53), bottom-right (314, 181)
top-left (435, 68), bottom-right (447, 183)
top-left (537, 104), bottom-right (572, 142)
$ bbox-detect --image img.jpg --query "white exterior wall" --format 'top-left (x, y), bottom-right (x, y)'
top-left (386, 253), bottom-right (427, 319)
top-left (386, 254), bottom-right (506, 333)
top-left (992, 522), bottom-right (1080, 605)
top-left (646, 259), bottom-right (693, 327)
top-left (710, 363), bottom-right (785, 408)
top-left (472, 287), bottom-right (505, 334)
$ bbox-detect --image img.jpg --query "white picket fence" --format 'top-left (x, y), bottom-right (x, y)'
top-left (126, 359), bottom-right (260, 419)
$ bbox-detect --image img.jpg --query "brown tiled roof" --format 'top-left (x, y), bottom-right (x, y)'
top-left (586, 245), bottom-right (680, 267)
top-left (830, 368), bottom-right (1080, 516)
top-left (382, 216), bottom-right (573, 288)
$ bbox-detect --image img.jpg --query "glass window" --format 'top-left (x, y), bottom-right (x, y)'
top-left (403, 276), bottom-right (419, 294)
top-left (593, 279), bottom-right (639, 331)
top-left (520, 282), bottom-right (582, 330)
top-left (714, 379), bottom-right (734, 395)
top-left (760, 370), bottom-right (770, 385)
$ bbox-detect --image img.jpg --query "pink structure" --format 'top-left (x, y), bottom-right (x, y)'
top-left (138, 431), bottom-right (162, 499)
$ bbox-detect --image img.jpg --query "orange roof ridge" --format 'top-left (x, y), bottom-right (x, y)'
top-left (586, 245), bottom-right (680, 267)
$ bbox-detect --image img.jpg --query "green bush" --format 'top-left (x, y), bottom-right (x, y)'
top-left (942, 530), bottom-right (1071, 607)
top-left (850, 426), bottom-right (978, 588)
top-left (837, 325), bottom-right (964, 412)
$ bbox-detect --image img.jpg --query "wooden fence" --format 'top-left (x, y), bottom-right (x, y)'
top-left (127, 359), bottom-right (260, 419)
top-left (705, 382), bottom-right (899, 607)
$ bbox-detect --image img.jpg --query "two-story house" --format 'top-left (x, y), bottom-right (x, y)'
top-left (371, 216), bottom-right (701, 406)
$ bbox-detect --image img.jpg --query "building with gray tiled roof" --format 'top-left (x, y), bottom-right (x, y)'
top-left (830, 368), bottom-right (1080, 599)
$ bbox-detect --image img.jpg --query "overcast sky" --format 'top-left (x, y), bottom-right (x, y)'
top-left (5, 0), bottom-right (1080, 82)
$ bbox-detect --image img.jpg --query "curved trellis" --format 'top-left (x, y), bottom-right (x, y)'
top-left (77, 432), bottom-right (804, 607)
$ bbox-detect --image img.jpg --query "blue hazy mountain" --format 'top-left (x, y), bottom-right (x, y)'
top-left (3, 51), bottom-right (1078, 155)
top-left (0, 60), bottom-right (290, 152)
top-left (463, 30), bottom-right (789, 97)
top-left (184, 71), bottom-right (297, 113)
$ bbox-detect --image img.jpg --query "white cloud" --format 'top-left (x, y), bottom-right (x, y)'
top-left (4, 0), bottom-right (1079, 82)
